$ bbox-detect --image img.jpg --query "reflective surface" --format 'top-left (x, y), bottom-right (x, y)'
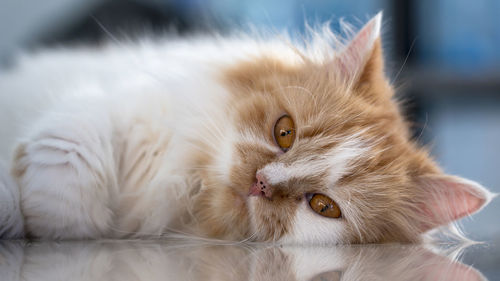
top-left (0, 239), bottom-right (496, 281)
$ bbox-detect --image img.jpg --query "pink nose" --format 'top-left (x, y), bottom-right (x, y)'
top-left (248, 172), bottom-right (272, 198)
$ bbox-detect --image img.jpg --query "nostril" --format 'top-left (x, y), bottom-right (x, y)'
top-left (256, 172), bottom-right (268, 186)
top-left (253, 172), bottom-right (272, 198)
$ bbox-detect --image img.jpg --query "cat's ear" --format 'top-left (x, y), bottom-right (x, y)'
top-left (415, 174), bottom-right (494, 232)
top-left (334, 12), bottom-right (384, 87)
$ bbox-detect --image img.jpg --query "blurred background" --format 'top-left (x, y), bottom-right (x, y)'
top-left (1, 0), bottom-right (499, 243)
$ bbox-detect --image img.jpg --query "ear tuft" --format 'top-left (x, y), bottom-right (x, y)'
top-left (415, 174), bottom-right (494, 233)
top-left (335, 12), bottom-right (383, 83)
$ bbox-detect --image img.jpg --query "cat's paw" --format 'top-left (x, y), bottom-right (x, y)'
top-left (12, 117), bottom-right (117, 239)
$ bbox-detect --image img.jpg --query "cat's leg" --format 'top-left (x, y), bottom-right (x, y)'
top-left (0, 163), bottom-right (24, 238)
top-left (12, 107), bottom-right (118, 239)
top-left (112, 118), bottom-right (182, 238)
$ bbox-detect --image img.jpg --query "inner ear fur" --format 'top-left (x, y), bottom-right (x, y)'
top-left (353, 38), bottom-right (392, 100)
top-left (414, 174), bottom-right (493, 233)
top-left (332, 12), bottom-right (393, 102)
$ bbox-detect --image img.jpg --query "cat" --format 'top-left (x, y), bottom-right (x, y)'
top-left (0, 240), bottom-right (486, 281)
top-left (0, 12), bottom-right (494, 243)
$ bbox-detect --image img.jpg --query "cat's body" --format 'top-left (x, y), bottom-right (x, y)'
top-left (0, 13), bottom-right (493, 243)
top-left (0, 32), bottom-right (247, 239)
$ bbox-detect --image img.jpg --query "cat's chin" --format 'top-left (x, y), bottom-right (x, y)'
top-left (246, 195), bottom-right (301, 242)
top-left (189, 182), bottom-right (253, 241)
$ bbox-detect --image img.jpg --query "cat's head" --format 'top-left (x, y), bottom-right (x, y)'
top-left (193, 13), bottom-right (493, 243)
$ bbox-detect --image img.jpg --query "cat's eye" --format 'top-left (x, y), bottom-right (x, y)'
top-left (308, 193), bottom-right (341, 218)
top-left (273, 115), bottom-right (295, 151)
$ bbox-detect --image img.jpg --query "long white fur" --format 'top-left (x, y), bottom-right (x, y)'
top-left (281, 200), bottom-right (346, 244)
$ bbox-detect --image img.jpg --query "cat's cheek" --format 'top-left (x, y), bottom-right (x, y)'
top-left (246, 196), bottom-right (295, 241)
top-left (212, 134), bottom-right (236, 187)
top-left (280, 201), bottom-right (346, 244)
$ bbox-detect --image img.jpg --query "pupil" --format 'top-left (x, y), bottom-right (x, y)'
top-left (320, 205), bottom-right (329, 212)
top-left (280, 130), bottom-right (287, 136)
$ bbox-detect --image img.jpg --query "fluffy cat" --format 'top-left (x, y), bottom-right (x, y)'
top-left (0, 13), bottom-right (494, 243)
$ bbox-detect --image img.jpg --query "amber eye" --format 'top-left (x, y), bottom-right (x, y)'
top-left (308, 193), bottom-right (341, 218)
top-left (273, 115), bottom-right (295, 151)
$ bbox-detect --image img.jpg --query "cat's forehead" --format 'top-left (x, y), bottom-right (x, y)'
top-left (224, 57), bottom-right (391, 130)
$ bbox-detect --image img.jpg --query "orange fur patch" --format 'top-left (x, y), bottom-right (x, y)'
top-left (190, 34), bottom-right (445, 243)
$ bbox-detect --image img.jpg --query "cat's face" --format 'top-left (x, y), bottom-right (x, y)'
top-left (193, 13), bottom-right (491, 243)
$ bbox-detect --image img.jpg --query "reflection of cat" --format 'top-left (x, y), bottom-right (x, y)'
top-left (0, 241), bottom-right (486, 281)
top-left (0, 13), bottom-right (493, 243)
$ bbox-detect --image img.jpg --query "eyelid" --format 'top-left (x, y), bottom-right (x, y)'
top-left (305, 193), bottom-right (314, 202)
